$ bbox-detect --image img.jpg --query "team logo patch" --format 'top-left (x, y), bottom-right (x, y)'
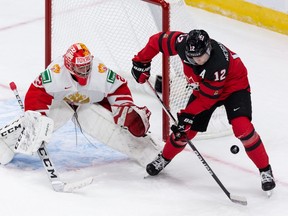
top-left (98, 63), bottom-right (107, 73)
top-left (41, 69), bottom-right (52, 84)
top-left (51, 64), bottom-right (61, 73)
top-left (107, 69), bottom-right (116, 83)
top-left (64, 92), bottom-right (90, 104)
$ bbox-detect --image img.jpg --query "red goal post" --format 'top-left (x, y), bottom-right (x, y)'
top-left (45, 0), bottom-right (232, 141)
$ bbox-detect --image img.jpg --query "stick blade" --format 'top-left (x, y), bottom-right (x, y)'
top-left (62, 177), bottom-right (94, 193)
top-left (230, 194), bottom-right (248, 206)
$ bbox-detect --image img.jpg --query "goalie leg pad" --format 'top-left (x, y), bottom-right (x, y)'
top-left (0, 139), bottom-right (15, 165)
top-left (77, 104), bottom-right (162, 167)
top-left (0, 115), bottom-right (24, 163)
top-left (47, 101), bottom-right (75, 131)
top-left (0, 116), bottom-right (24, 151)
top-left (112, 105), bottom-right (151, 137)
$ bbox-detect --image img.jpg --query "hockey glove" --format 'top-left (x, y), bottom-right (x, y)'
top-left (171, 112), bottom-right (194, 141)
top-left (131, 60), bottom-right (151, 84)
top-left (112, 104), bottom-right (151, 137)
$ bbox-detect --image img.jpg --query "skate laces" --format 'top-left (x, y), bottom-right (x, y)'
top-left (260, 170), bottom-right (274, 184)
top-left (152, 154), bottom-right (169, 170)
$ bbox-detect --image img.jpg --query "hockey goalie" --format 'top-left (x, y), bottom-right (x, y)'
top-left (0, 43), bottom-right (161, 167)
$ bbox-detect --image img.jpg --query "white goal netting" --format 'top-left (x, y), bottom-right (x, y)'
top-left (47, 0), bottom-right (232, 140)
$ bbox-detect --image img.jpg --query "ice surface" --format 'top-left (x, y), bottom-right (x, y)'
top-left (1, 1), bottom-right (288, 215)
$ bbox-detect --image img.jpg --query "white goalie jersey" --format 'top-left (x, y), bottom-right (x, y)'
top-left (20, 55), bottom-right (162, 167)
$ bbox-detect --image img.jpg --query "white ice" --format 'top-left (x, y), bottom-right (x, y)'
top-left (1, 1), bottom-right (288, 216)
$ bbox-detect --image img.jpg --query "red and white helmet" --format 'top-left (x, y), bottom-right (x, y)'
top-left (64, 43), bottom-right (93, 79)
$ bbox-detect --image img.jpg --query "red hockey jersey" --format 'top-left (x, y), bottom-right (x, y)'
top-left (133, 31), bottom-right (250, 115)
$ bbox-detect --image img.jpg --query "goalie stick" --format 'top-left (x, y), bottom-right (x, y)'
top-left (9, 82), bottom-right (93, 192)
top-left (146, 80), bottom-right (248, 206)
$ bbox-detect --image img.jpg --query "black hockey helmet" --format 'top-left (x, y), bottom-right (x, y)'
top-left (185, 29), bottom-right (211, 58)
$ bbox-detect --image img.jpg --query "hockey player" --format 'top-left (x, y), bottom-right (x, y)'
top-left (131, 29), bottom-right (275, 192)
top-left (0, 43), bottom-right (160, 167)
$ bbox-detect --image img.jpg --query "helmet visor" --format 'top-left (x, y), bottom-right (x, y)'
top-left (185, 44), bottom-right (211, 65)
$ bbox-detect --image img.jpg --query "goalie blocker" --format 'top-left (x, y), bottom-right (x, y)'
top-left (0, 111), bottom-right (54, 164)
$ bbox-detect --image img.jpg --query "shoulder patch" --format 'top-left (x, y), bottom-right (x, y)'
top-left (98, 63), bottom-right (107, 73)
top-left (107, 69), bottom-right (116, 84)
top-left (50, 64), bottom-right (61, 73)
top-left (41, 69), bottom-right (52, 84)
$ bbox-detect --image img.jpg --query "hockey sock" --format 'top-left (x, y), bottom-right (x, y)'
top-left (231, 117), bottom-right (269, 169)
top-left (162, 135), bottom-right (186, 160)
top-left (244, 139), bottom-right (269, 169)
top-left (162, 129), bottom-right (198, 160)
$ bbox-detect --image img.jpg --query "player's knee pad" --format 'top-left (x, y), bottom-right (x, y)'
top-left (112, 104), bottom-right (151, 137)
top-left (231, 116), bottom-right (253, 138)
top-left (231, 116), bottom-right (259, 147)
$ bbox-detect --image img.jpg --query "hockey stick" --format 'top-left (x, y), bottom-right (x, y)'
top-left (9, 82), bottom-right (93, 192)
top-left (146, 80), bottom-right (247, 206)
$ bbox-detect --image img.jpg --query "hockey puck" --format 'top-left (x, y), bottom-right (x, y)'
top-left (230, 145), bottom-right (239, 154)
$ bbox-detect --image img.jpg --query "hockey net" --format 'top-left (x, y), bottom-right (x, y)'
top-left (45, 0), bottom-right (232, 140)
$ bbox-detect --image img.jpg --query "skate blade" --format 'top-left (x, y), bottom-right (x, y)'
top-left (266, 189), bottom-right (273, 198)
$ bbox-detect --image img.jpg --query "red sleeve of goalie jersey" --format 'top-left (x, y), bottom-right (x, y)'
top-left (24, 75), bottom-right (54, 114)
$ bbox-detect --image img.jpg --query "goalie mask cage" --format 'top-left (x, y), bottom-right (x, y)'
top-left (45, 0), bottom-right (232, 141)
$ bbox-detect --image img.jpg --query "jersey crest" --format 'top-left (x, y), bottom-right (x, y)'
top-left (64, 92), bottom-right (90, 104)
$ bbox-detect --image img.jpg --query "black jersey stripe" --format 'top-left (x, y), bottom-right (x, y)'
top-left (202, 81), bottom-right (224, 90)
top-left (167, 32), bottom-right (176, 55)
top-left (158, 32), bottom-right (166, 53)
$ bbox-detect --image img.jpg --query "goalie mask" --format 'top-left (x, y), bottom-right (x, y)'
top-left (64, 43), bottom-right (93, 85)
top-left (185, 29), bottom-right (212, 65)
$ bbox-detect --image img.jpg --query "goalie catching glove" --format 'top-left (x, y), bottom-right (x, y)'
top-left (112, 104), bottom-right (151, 137)
top-left (171, 112), bottom-right (194, 141)
top-left (131, 60), bottom-right (151, 84)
